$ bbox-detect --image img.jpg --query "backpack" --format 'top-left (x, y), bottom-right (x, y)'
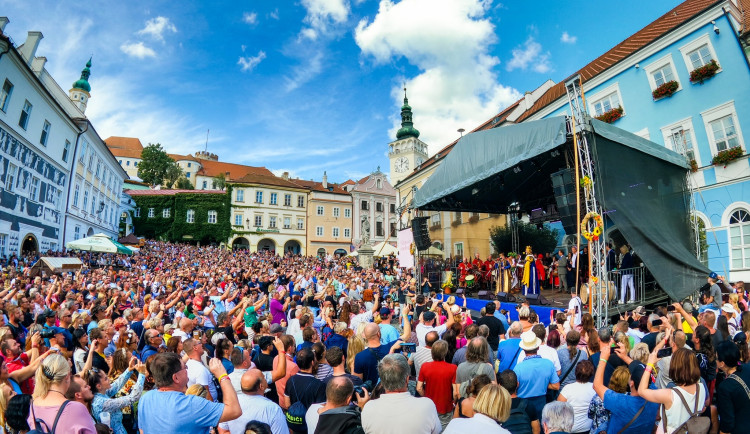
top-left (661, 387), bottom-right (710, 434)
top-left (458, 363), bottom-right (484, 398)
top-left (501, 399), bottom-right (532, 434)
top-left (28, 400), bottom-right (69, 434)
top-left (285, 378), bottom-right (314, 432)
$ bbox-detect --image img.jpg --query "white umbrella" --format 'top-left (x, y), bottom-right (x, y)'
top-left (372, 241), bottom-right (398, 257)
top-left (66, 233), bottom-right (134, 255)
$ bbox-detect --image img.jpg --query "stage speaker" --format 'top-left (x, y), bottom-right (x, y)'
top-left (455, 288), bottom-right (465, 296)
top-left (411, 217), bottom-right (431, 251)
top-left (477, 290), bottom-right (492, 300)
top-left (526, 293), bottom-right (550, 306)
top-left (496, 292), bottom-right (516, 303)
top-left (550, 168), bottom-right (580, 235)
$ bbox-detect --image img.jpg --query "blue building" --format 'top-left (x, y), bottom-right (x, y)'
top-left (511, 0), bottom-right (750, 282)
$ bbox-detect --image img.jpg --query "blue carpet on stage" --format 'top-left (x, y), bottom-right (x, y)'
top-left (463, 296), bottom-right (563, 325)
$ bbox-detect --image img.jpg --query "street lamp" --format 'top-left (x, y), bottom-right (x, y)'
top-left (458, 128), bottom-right (465, 137)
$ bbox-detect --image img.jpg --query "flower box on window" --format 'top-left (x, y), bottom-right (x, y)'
top-left (689, 60), bottom-right (719, 84)
top-left (711, 147), bottom-right (743, 167)
top-left (594, 106), bottom-right (624, 124)
top-left (690, 159), bottom-right (698, 173)
top-left (652, 80), bottom-right (679, 99)
top-left (468, 215), bottom-right (479, 223)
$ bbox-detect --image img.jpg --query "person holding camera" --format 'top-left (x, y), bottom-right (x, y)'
top-left (306, 376), bottom-right (368, 434)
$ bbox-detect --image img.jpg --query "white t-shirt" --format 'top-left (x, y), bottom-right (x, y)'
top-left (305, 403), bottom-right (324, 434)
top-left (186, 359), bottom-right (218, 402)
top-left (568, 297), bottom-right (582, 327)
top-left (516, 345), bottom-right (562, 372)
top-left (349, 311), bottom-right (374, 331)
top-left (560, 381), bottom-right (597, 433)
top-left (171, 329), bottom-right (189, 342)
top-left (219, 394), bottom-right (287, 434)
top-left (416, 323), bottom-right (448, 347)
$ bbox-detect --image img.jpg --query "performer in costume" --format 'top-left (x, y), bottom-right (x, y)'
top-left (495, 254), bottom-right (511, 294)
top-left (535, 254), bottom-right (546, 289)
top-left (483, 256), bottom-right (494, 290)
top-left (509, 253), bottom-right (520, 292)
top-left (457, 257), bottom-right (469, 286)
top-left (521, 246), bottom-right (541, 296)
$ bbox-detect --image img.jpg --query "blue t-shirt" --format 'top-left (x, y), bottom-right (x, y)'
top-left (138, 390), bottom-right (224, 434)
top-left (326, 334), bottom-right (349, 354)
top-left (496, 338), bottom-right (522, 372)
top-left (354, 342), bottom-right (396, 385)
top-left (513, 355), bottom-right (559, 398)
top-left (379, 324), bottom-right (400, 345)
top-left (603, 389), bottom-right (659, 434)
top-left (494, 311), bottom-right (510, 331)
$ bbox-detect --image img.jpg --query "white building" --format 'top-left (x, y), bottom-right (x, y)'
top-left (343, 169), bottom-right (397, 247)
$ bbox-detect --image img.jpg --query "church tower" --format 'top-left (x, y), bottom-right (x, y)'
top-left (388, 88), bottom-right (428, 186)
top-left (69, 58), bottom-right (92, 114)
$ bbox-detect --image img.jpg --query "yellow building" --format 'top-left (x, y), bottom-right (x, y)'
top-left (294, 173), bottom-right (353, 257)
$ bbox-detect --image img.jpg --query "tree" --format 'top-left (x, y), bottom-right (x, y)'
top-left (212, 173), bottom-right (226, 190)
top-left (138, 144), bottom-right (175, 187)
top-left (175, 177), bottom-right (194, 190)
top-left (490, 222), bottom-right (559, 255)
top-left (164, 163), bottom-right (183, 188)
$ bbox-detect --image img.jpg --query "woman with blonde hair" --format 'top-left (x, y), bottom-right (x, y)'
top-left (346, 335), bottom-right (365, 374)
top-left (28, 353), bottom-right (96, 433)
top-left (443, 383), bottom-right (512, 433)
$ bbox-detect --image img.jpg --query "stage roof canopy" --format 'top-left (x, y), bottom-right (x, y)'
top-left (414, 116), bottom-right (707, 301)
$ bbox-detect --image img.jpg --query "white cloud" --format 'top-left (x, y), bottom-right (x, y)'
top-left (506, 37), bottom-right (551, 73)
top-left (242, 12), bottom-right (258, 25)
top-left (136, 16), bottom-right (177, 42)
top-left (355, 0), bottom-right (522, 153)
top-left (284, 51), bottom-right (324, 91)
top-left (238, 51), bottom-right (267, 72)
top-left (561, 31), bottom-right (577, 44)
top-left (269, 9), bottom-right (280, 20)
top-left (300, 0), bottom-right (350, 40)
top-left (120, 42), bottom-right (156, 59)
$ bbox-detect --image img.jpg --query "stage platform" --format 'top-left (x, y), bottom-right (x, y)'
top-left (459, 286), bottom-right (670, 325)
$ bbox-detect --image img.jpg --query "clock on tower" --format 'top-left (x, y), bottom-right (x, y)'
top-left (388, 88), bottom-right (429, 185)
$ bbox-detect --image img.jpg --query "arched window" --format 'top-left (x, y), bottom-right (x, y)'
top-left (729, 209), bottom-right (750, 269)
top-left (376, 179), bottom-right (382, 189)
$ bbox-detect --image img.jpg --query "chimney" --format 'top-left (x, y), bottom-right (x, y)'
top-left (282, 171), bottom-right (289, 180)
top-left (31, 56), bottom-right (47, 75)
top-left (18, 31), bottom-right (43, 65)
top-left (322, 171), bottom-right (328, 189)
top-left (225, 171), bottom-right (230, 179)
top-left (0, 17), bottom-right (9, 33)
top-left (523, 91), bottom-right (533, 110)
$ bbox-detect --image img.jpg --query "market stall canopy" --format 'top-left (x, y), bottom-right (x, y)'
top-left (414, 116), bottom-right (707, 301)
top-left (421, 246), bottom-right (444, 256)
top-left (66, 233), bottom-right (134, 255)
top-left (29, 257), bottom-right (82, 277)
top-left (118, 233), bottom-right (141, 245)
top-left (372, 242), bottom-right (398, 257)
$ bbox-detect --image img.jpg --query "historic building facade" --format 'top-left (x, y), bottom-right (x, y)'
top-left (344, 170), bottom-right (397, 247)
top-left (294, 173), bottom-right (353, 257)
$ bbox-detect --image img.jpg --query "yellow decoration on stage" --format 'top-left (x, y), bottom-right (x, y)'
top-left (581, 212), bottom-right (604, 241)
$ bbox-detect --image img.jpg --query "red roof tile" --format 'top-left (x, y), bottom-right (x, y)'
top-left (292, 179), bottom-right (350, 195)
top-left (105, 137), bottom-right (144, 151)
top-left (195, 160), bottom-right (273, 180)
top-left (233, 173), bottom-right (306, 189)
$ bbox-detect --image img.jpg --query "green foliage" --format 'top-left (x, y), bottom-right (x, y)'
top-left (175, 177), bottom-right (194, 190)
top-left (130, 191), bottom-right (231, 244)
top-left (164, 163), bottom-right (183, 187)
top-left (138, 144), bottom-right (175, 187)
top-left (490, 222), bottom-right (559, 255)
top-left (212, 173), bottom-right (226, 190)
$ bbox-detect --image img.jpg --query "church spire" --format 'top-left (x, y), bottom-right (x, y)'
top-left (72, 57), bottom-right (92, 93)
top-left (396, 87), bottom-right (420, 140)
top-left (69, 57), bottom-right (92, 114)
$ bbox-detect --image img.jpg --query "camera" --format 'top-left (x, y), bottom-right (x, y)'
top-left (40, 329), bottom-right (56, 339)
top-left (657, 347), bottom-right (672, 358)
top-left (353, 380), bottom-right (374, 401)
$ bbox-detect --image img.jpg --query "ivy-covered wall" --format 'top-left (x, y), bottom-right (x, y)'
top-left (130, 190), bottom-right (231, 244)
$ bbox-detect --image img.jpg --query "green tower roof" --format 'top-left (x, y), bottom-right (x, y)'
top-left (72, 58), bottom-right (92, 93)
top-left (396, 88), bottom-right (420, 140)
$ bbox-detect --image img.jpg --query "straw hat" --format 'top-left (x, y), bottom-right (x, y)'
top-left (519, 330), bottom-right (541, 351)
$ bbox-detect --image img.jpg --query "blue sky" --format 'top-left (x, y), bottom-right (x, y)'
top-left (3, 0), bottom-right (683, 182)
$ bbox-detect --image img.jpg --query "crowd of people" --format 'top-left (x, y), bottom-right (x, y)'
top-left (0, 241), bottom-right (747, 434)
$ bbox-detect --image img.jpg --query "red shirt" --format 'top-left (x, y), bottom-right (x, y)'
top-left (7, 353), bottom-right (33, 394)
top-left (418, 360), bottom-right (457, 414)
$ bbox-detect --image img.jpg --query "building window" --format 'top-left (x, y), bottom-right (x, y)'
top-left (652, 64), bottom-right (675, 87)
top-left (333, 207), bottom-right (340, 217)
top-left (390, 203), bottom-right (395, 213)
top-left (186, 209), bottom-right (195, 223)
top-left (5, 164), bottom-right (16, 192)
top-left (134, 207), bottom-right (140, 218)
top-left (208, 210), bottom-right (217, 224)
top-left (269, 216), bottom-right (277, 228)
top-left (284, 194), bottom-right (291, 206)
top-left (186, 172), bottom-right (191, 178)
top-left (134, 161), bottom-right (138, 166)
top-left (297, 195), bottom-right (305, 208)
top-left (270, 192), bottom-right (277, 205)
top-left (29, 177), bottom-right (39, 201)
top-left (283, 217), bottom-right (291, 229)
top-left (74, 226), bottom-right (80, 240)
top-left (255, 215), bottom-right (262, 227)
top-left (376, 202), bottom-right (383, 212)
top-left (361, 200), bottom-right (369, 210)
top-left (729, 209), bottom-right (750, 269)
top-left (701, 102), bottom-right (744, 157)
top-left (0, 233), bottom-right (5, 257)
top-left (187, 163), bottom-right (191, 168)
top-left (126, 160), bottom-right (130, 166)
top-left (40, 121), bottom-right (51, 146)
top-left (376, 179), bottom-right (382, 189)
top-left (687, 44), bottom-right (714, 70)
top-left (390, 222), bottom-right (396, 236)
top-left (592, 91), bottom-right (621, 117)
top-left (235, 214), bottom-right (242, 226)
top-left (297, 218), bottom-right (304, 230)
top-left (19, 100), bottom-right (32, 130)
top-left (73, 184), bottom-right (80, 207)
top-left (376, 221), bottom-right (384, 237)
top-left (643, 53), bottom-right (681, 92)
top-left (679, 34), bottom-right (720, 74)
top-left (344, 208), bottom-right (351, 218)
top-left (62, 140), bottom-right (71, 163)
top-left (316, 226), bottom-right (324, 237)
top-left (662, 119), bottom-right (698, 164)
top-left (344, 228), bottom-right (350, 238)
top-left (454, 212), bottom-right (462, 224)
top-left (163, 208), bottom-right (171, 218)
top-left (91, 194), bottom-right (97, 214)
top-left (95, 161), bottom-right (101, 179)
top-left (333, 227), bottom-right (340, 237)
top-left (79, 140), bottom-right (88, 163)
top-left (317, 206), bottom-right (324, 216)
top-left (148, 208), bottom-right (155, 218)
top-left (256, 191), bottom-right (263, 203)
top-left (455, 242), bottom-right (464, 258)
top-left (431, 212), bottom-right (441, 227)
top-left (236, 189), bottom-right (244, 202)
top-left (0, 79), bottom-right (13, 112)
top-left (83, 190), bottom-right (89, 211)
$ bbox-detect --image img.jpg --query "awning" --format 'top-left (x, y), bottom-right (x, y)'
top-left (30, 257), bottom-right (83, 276)
top-left (414, 116), bottom-right (708, 301)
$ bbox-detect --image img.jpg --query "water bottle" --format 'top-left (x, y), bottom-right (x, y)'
top-left (100, 411), bottom-right (111, 427)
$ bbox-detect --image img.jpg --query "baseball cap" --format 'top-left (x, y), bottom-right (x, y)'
top-left (709, 271), bottom-right (719, 280)
top-left (633, 306), bottom-right (646, 316)
top-left (269, 324), bottom-right (284, 334)
top-left (628, 361), bottom-right (649, 387)
top-left (422, 311), bottom-right (436, 322)
top-left (379, 307), bottom-right (391, 316)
